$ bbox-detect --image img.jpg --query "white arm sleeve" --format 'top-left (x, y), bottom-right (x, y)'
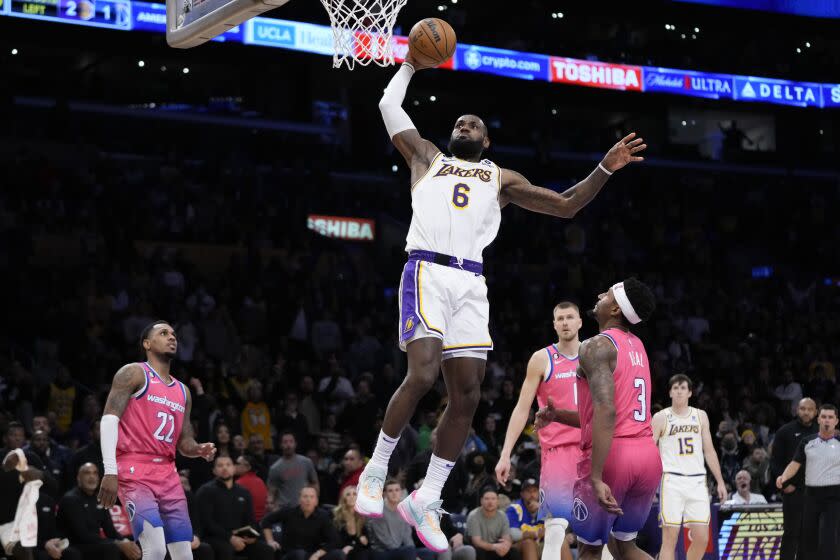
top-left (101, 414), bottom-right (120, 475)
top-left (379, 63), bottom-right (417, 139)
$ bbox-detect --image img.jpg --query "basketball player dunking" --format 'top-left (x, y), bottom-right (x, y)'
top-left (98, 321), bottom-right (216, 560)
top-left (536, 279), bottom-right (660, 560)
top-left (651, 374), bottom-right (727, 560)
top-left (354, 54), bottom-right (647, 552)
top-left (495, 302), bottom-right (583, 560)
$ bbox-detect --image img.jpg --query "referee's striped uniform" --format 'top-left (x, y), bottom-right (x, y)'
top-left (794, 432), bottom-right (840, 560)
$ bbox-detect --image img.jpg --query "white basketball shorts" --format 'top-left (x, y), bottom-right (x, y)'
top-left (398, 259), bottom-right (493, 359)
top-left (658, 473), bottom-right (711, 527)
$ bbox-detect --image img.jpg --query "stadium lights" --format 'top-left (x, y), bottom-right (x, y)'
top-left (551, 12), bottom-right (563, 19)
top-left (681, 120), bottom-right (687, 126)
top-left (796, 48), bottom-right (802, 53)
top-left (430, 95), bottom-right (437, 102)
top-left (183, 67), bottom-right (190, 74)
top-left (161, 65), bottom-right (167, 71)
top-left (551, 108), bottom-right (558, 115)
top-left (392, 165), bottom-right (398, 172)
top-left (413, 100), bottom-right (420, 106)
top-left (806, 42), bottom-right (811, 48)
top-left (11, 48), bottom-right (18, 55)
top-left (819, 129), bottom-right (824, 135)
top-left (692, 34), bottom-right (696, 39)
top-left (681, 33), bottom-right (686, 39)
top-left (138, 60), bottom-right (145, 67)
top-left (451, 0), bottom-right (457, 3)
top-left (694, 27), bottom-right (700, 32)
top-left (437, 5), bottom-right (446, 11)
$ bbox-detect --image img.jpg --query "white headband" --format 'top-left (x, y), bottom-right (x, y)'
top-left (612, 282), bottom-right (642, 324)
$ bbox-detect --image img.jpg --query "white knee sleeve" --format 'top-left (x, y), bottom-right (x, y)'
top-left (138, 522), bottom-right (167, 560)
top-left (542, 518), bottom-right (568, 560)
top-left (167, 540), bottom-right (194, 560)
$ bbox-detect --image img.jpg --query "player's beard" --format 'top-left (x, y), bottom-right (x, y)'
top-left (448, 136), bottom-right (483, 160)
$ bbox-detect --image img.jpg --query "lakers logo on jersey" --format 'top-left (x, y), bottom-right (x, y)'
top-left (404, 316), bottom-right (415, 333)
top-left (434, 163), bottom-right (492, 182)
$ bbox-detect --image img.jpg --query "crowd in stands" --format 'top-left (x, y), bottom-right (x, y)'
top-left (1, 122), bottom-right (839, 560)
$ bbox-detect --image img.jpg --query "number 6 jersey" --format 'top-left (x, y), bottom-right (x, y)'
top-left (117, 362), bottom-right (187, 461)
top-left (405, 153), bottom-right (502, 262)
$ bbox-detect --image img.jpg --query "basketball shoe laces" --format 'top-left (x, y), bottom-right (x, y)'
top-left (419, 499), bottom-right (449, 533)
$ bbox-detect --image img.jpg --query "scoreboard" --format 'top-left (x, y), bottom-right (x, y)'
top-left (8, 0), bottom-right (130, 29)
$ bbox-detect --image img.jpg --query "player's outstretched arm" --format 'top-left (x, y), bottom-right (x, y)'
top-left (579, 337), bottom-right (622, 515)
top-left (99, 363), bottom-right (145, 507)
top-left (499, 132), bottom-right (646, 218)
top-left (699, 409), bottom-right (728, 502)
top-left (496, 350), bottom-right (545, 484)
top-left (378, 57), bottom-right (440, 173)
top-left (177, 387), bottom-right (217, 461)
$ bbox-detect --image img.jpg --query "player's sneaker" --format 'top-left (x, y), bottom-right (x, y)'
top-left (397, 491), bottom-right (450, 552)
top-left (354, 464), bottom-right (387, 517)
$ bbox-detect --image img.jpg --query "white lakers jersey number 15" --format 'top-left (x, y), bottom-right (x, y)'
top-left (659, 407), bottom-right (706, 475)
top-left (405, 153), bottom-right (502, 263)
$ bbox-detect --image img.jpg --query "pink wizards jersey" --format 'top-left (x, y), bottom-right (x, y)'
top-left (117, 362), bottom-right (187, 462)
top-left (536, 345), bottom-right (581, 448)
top-left (577, 328), bottom-right (652, 451)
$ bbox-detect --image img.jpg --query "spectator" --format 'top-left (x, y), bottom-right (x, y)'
top-left (333, 485), bottom-right (370, 560)
top-left (247, 434), bottom-right (278, 481)
top-left (45, 367), bottom-right (76, 438)
top-left (738, 429), bottom-right (759, 463)
top-left (57, 463), bottom-right (141, 560)
top-left (196, 455), bottom-right (273, 560)
top-left (242, 382), bottom-right (273, 452)
top-left (70, 419), bottom-right (102, 480)
top-left (463, 454), bottom-right (494, 510)
top-left (67, 395), bottom-right (101, 448)
top-left (774, 370), bottom-right (804, 418)
top-left (319, 415), bottom-right (343, 456)
top-left (366, 480), bottom-right (415, 560)
top-left (178, 472), bottom-right (214, 560)
top-left (718, 432), bottom-right (741, 489)
top-left (298, 376), bottom-right (322, 435)
top-left (213, 424), bottom-right (236, 458)
top-left (268, 432), bottom-right (319, 510)
top-left (338, 449), bottom-right (365, 502)
top-left (504, 479), bottom-right (543, 560)
top-left (318, 357), bottom-right (354, 415)
top-left (25, 430), bottom-right (71, 487)
top-left (260, 486), bottom-right (345, 560)
top-left (466, 489), bottom-right (516, 560)
top-left (236, 454), bottom-right (269, 523)
top-left (434, 514), bottom-right (476, 560)
top-left (490, 381), bottom-right (517, 425)
top-left (1, 448), bottom-right (46, 559)
top-left (770, 397), bottom-right (818, 560)
top-left (725, 471), bottom-right (768, 505)
top-left (340, 380), bottom-right (379, 449)
top-left (30, 415), bottom-right (73, 478)
top-left (36, 492), bottom-right (81, 560)
top-left (476, 417), bottom-right (501, 458)
top-left (276, 393), bottom-right (310, 451)
top-left (742, 447), bottom-right (771, 496)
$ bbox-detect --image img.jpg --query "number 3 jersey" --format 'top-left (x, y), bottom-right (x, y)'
top-left (405, 153), bottom-right (502, 262)
top-left (658, 407), bottom-right (705, 475)
top-left (577, 328), bottom-right (653, 451)
top-left (117, 362), bottom-right (187, 462)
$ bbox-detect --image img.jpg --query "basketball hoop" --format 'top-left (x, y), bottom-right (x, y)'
top-left (319, 0), bottom-right (408, 69)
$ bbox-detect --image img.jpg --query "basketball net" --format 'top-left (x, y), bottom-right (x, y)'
top-left (319, 0), bottom-right (408, 69)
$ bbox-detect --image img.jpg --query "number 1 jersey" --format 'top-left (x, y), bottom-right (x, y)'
top-left (577, 328), bottom-right (653, 451)
top-left (405, 153), bottom-right (502, 263)
top-left (117, 362), bottom-right (187, 461)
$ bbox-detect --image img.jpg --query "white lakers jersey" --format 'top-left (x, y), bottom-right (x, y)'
top-left (659, 407), bottom-right (705, 475)
top-left (405, 153), bottom-right (502, 263)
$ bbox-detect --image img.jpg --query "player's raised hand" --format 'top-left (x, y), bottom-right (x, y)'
top-left (404, 52), bottom-right (432, 71)
top-left (592, 479), bottom-right (623, 515)
top-left (196, 442), bottom-right (217, 462)
top-left (601, 132), bottom-right (647, 173)
top-left (495, 455), bottom-right (512, 484)
top-left (534, 397), bottom-right (558, 430)
top-left (98, 474), bottom-right (119, 508)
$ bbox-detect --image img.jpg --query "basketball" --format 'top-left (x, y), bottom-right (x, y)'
top-left (408, 18), bottom-right (457, 67)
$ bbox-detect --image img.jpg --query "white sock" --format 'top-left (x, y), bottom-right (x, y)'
top-left (416, 454), bottom-right (454, 504)
top-left (369, 430), bottom-right (400, 470)
top-left (542, 518), bottom-right (568, 560)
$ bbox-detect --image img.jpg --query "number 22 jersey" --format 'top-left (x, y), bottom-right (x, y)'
top-left (117, 362), bottom-right (187, 462)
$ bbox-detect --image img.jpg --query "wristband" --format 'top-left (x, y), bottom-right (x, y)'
top-left (598, 162), bottom-right (613, 175)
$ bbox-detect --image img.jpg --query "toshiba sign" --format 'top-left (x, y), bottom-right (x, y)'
top-left (307, 215), bottom-right (375, 241)
top-left (550, 58), bottom-right (642, 91)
